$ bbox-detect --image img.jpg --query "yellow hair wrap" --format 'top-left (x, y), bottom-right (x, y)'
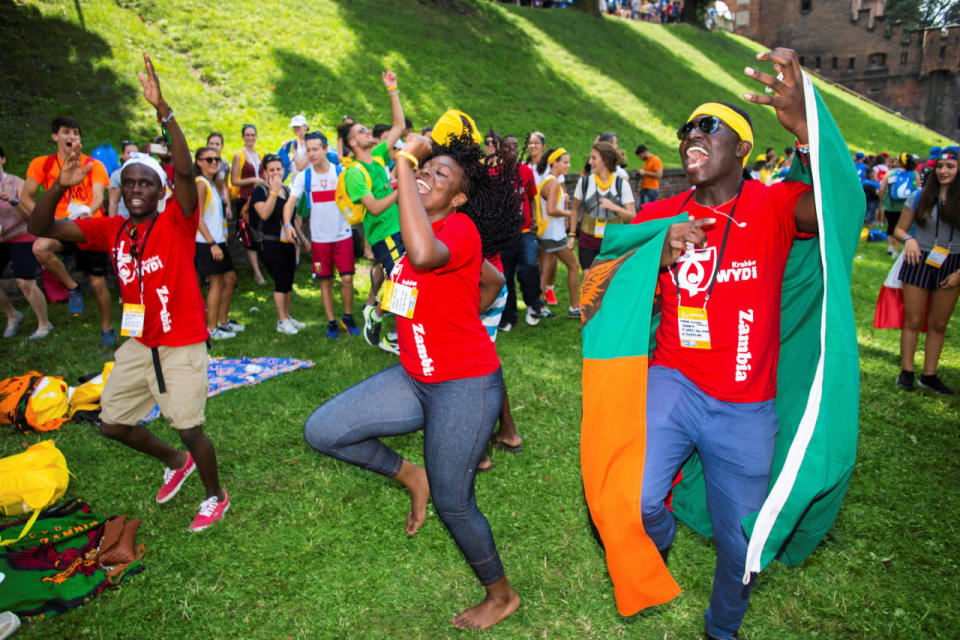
top-left (686, 102), bottom-right (754, 166)
top-left (431, 110), bottom-right (483, 146)
top-left (547, 147), bottom-right (568, 166)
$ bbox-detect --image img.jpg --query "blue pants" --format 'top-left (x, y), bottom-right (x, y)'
top-left (640, 188), bottom-right (659, 205)
top-left (640, 366), bottom-right (778, 639)
top-left (499, 231), bottom-right (542, 325)
top-left (303, 363), bottom-right (505, 585)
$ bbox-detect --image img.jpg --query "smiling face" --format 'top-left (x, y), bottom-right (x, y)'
top-left (501, 137), bottom-right (519, 163)
top-left (552, 153), bottom-right (571, 176)
top-left (527, 135), bottom-right (544, 161)
top-left (678, 115), bottom-right (750, 186)
top-left (936, 158), bottom-right (958, 186)
top-left (242, 126), bottom-right (257, 149)
top-left (588, 149), bottom-right (604, 175)
top-left (415, 155), bottom-right (467, 215)
top-left (197, 150), bottom-right (220, 180)
top-left (120, 164), bottom-right (164, 219)
top-left (206, 135), bottom-right (223, 154)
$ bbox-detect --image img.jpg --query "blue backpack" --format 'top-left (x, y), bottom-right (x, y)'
top-left (890, 169), bottom-right (916, 202)
top-left (91, 143), bottom-right (120, 175)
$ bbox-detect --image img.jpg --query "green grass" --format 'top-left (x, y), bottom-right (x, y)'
top-left (1, 238), bottom-right (959, 639)
top-left (1, 0), bottom-right (955, 181)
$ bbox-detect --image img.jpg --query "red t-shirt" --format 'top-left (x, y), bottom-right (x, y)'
top-left (635, 180), bottom-right (811, 403)
top-left (391, 212), bottom-right (500, 382)
top-left (76, 195), bottom-right (209, 348)
top-left (516, 163), bottom-right (538, 232)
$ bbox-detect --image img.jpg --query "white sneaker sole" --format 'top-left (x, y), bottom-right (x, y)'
top-left (189, 501), bottom-right (230, 532)
top-left (156, 462), bottom-right (195, 504)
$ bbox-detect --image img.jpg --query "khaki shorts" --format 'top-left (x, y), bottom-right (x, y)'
top-left (100, 339), bottom-right (208, 430)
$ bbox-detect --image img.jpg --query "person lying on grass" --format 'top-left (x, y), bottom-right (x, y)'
top-left (303, 122), bottom-right (522, 631)
top-left (27, 52), bottom-right (229, 532)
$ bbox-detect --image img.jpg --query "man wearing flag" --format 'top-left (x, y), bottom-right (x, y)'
top-left (581, 47), bottom-right (862, 640)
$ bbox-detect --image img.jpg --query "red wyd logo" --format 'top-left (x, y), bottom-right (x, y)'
top-left (675, 246), bottom-right (717, 297)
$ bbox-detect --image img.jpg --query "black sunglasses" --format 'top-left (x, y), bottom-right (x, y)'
top-left (677, 115), bottom-right (722, 141)
top-left (200, 156), bottom-right (221, 164)
top-left (126, 224), bottom-right (140, 261)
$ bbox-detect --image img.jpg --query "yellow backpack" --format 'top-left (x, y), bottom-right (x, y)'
top-left (0, 440), bottom-right (71, 546)
top-left (335, 156), bottom-right (388, 226)
top-left (0, 371), bottom-right (70, 433)
top-left (534, 174), bottom-right (558, 237)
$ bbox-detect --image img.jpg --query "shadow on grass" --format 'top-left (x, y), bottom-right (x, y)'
top-left (0, 1), bottom-right (138, 168)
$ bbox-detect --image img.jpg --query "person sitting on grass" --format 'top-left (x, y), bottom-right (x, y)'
top-left (194, 145), bottom-right (243, 340)
top-left (27, 52), bottom-right (229, 532)
top-left (283, 131), bottom-right (358, 339)
top-left (304, 125), bottom-right (520, 631)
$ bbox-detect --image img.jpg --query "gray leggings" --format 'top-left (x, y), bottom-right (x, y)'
top-left (303, 363), bottom-right (505, 585)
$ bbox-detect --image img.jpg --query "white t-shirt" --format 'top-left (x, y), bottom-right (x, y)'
top-left (109, 168), bottom-right (130, 219)
top-left (195, 175), bottom-right (227, 244)
top-left (290, 164), bottom-right (351, 243)
top-left (539, 175), bottom-right (569, 242)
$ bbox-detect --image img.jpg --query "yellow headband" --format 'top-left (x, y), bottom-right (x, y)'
top-left (547, 147), bottom-right (568, 166)
top-left (686, 102), bottom-right (754, 166)
top-left (431, 109), bottom-right (482, 147)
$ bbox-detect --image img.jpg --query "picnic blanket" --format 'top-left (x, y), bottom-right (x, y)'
top-left (145, 356), bottom-right (313, 420)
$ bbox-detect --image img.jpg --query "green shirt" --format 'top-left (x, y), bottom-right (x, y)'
top-left (344, 141), bottom-right (400, 245)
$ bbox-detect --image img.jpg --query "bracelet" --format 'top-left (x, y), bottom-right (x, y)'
top-left (385, 85), bottom-right (397, 92)
top-left (284, 223), bottom-right (293, 231)
top-left (397, 151), bottom-right (419, 169)
top-left (568, 233), bottom-right (577, 238)
top-left (269, 190), bottom-right (278, 197)
top-left (159, 109), bottom-right (175, 124)
top-left (796, 140), bottom-right (810, 154)
top-left (903, 234), bottom-right (914, 242)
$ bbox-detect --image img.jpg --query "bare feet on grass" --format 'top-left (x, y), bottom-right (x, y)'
top-left (395, 460), bottom-right (430, 535)
top-left (451, 577), bottom-right (520, 630)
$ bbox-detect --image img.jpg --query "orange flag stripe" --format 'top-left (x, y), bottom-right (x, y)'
top-left (581, 356), bottom-right (681, 615)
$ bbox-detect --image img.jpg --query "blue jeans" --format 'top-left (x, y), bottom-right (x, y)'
top-left (303, 363), bottom-right (506, 585)
top-left (500, 232), bottom-right (542, 325)
top-left (640, 188), bottom-right (659, 205)
top-left (640, 366), bottom-right (778, 639)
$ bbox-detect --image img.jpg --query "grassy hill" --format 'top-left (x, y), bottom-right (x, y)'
top-left (1, 0), bottom-right (955, 176)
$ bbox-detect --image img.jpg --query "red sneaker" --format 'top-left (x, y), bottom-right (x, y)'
top-left (156, 453), bottom-right (195, 504)
top-left (544, 289), bottom-right (559, 306)
top-left (189, 491), bottom-right (230, 532)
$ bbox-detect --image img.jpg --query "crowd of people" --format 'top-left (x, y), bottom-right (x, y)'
top-left (0, 41), bottom-right (957, 639)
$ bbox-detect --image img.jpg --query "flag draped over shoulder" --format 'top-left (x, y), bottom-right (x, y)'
top-left (580, 72), bottom-right (861, 616)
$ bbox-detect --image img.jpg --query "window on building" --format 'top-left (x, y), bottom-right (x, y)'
top-left (940, 45), bottom-right (946, 60)
top-left (799, 55), bottom-right (806, 66)
top-left (815, 56), bottom-right (821, 68)
top-left (901, 51), bottom-right (908, 65)
top-left (868, 53), bottom-right (887, 69)
top-left (800, 0), bottom-right (812, 10)
top-left (849, 57), bottom-right (856, 69)
top-left (832, 57), bottom-right (838, 70)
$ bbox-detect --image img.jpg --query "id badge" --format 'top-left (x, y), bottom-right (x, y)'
top-left (380, 280), bottom-right (418, 319)
top-left (925, 245), bottom-right (950, 269)
top-left (678, 306), bottom-right (711, 349)
top-left (594, 220), bottom-right (607, 239)
top-left (120, 303), bottom-right (145, 337)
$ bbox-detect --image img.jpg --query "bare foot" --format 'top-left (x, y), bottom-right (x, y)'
top-left (451, 578), bottom-right (520, 630)
top-left (477, 454), bottom-right (493, 472)
top-left (395, 461), bottom-right (430, 535)
top-left (493, 433), bottom-right (522, 449)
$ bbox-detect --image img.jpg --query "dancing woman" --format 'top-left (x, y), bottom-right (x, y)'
top-left (304, 127), bottom-right (520, 630)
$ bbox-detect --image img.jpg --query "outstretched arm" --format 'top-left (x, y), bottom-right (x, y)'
top-left (395, 135), bottom-right (450, 270)
top-left (380, 69), bottom-right (407, 151)
top-left (139, 52), bottom-right (196, 216)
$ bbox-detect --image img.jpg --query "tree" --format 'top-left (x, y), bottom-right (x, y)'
top-left (572, 0), bottom-right (602, 17)
top-left (886, 0), bottom-right (960, 29)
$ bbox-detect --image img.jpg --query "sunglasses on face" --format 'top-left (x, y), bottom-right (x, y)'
top-left (200, 156), bottom-right (221, 164)
top-left (677, 115), bottom-right (722, 141)
top-left (354, 125), bottom-right (369, 134)
top-left (484, 139), bottom-right (495, 145)
top-left (127, 224), bottom-right (140, 261)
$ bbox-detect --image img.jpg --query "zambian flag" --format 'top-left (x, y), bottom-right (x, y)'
top-left (580, 72), bottom-right (863, 616)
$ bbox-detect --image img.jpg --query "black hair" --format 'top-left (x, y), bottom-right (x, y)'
top-left (914, 158), bottom-right (960, 228)
top-left (207, 131), bottom-right (224, 145)
top-left (0, 145), bottom-right (5, 159)
top-left (784, 146), bottom-right (795, 157)
top-left (766, 147), bottom-right (775, 154)
top-left (372, 123), bottom-right (391, 140)
top-left (484, 128), bottom-right (501, 149)
top-left (305, 130), bottom-right (328, 147)
top-left (431, 129), bottom-right (521, 256)
top-left (519, 131), bottom-right (545, 166)
top-left (51, 116), bottom-right (81, 135)
top-left (241, 124), bottom-right (257, 136)
top-left (260, 153), bottom-right (283, 174)
top-left (421, 126), bottom-right (434, 136)
top-left (597, 131), bottom-right (616, 143)
top-left (404, 117), bottom-right (413, 130)
top-left (536, 147), bottom-right (568, 176)
top-left (336, 121), bottom-right (355, 154)
top-left (635, 144), bottom-right (648, 156)
top-left (121, 140), bottom-right (139, 153)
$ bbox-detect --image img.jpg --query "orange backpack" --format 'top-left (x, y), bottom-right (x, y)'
top-left (0, 372), bottom-right (70, 433)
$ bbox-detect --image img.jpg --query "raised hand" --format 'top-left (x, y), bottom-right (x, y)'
top-left (661, 216), bottom-right (715, 267)
top-left (404, 134), bottom-right (433, 163)
top-left (743, 47), bottom-right (808, 144)
top-left (137, 52), bottom-right (166, 111)
top-left (382, 68), bottom-right (398, 89)
top-left (57, 142), bottom-right (92, 189)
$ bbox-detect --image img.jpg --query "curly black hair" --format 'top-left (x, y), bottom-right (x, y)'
top-left (431, 127), bottom-right (521, 256)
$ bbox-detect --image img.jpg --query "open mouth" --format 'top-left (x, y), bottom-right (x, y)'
top-left (128, 198), bottom-right (144, 207)
top-left (416, 178), bottom-right (432, 195)
top-left (685, 145), bottom-right (709, 170)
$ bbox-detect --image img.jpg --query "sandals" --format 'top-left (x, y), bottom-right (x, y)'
top-left (28, 324), bottom-right (54, 340)
top-left (3, 311), bottom-right (24, 338)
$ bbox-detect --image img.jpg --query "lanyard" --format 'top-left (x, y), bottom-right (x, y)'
top-left (669, 181), bottom-right (744, 307)
top-left (114, 215), bottom-right (159, 304)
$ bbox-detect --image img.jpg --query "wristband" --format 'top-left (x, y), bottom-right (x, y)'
top-left (385, 85), bottom-right (397, 92)
top-left (284, 223), bottom-right (293, 231)
top-left (159, 109), bottom-right (175, 124)
top-left (270, 190), bottom-right (278, 197)
top-left (397, 151), bottom-right (419, 169)
top-left (796, 140), bottom-right (810, 154)
top-left (568, 233), bottom-right (577, 238)
top-left (903, 234), bottom-right (914, 242)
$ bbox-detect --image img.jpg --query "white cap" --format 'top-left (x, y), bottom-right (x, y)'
top-left (120, 152), bottom-right (166, 187)
top-left (290, 114), bottom-right (308, 128)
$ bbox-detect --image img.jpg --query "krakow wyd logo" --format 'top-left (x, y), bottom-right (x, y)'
top-left (675, 246), bottom-right (717, 296)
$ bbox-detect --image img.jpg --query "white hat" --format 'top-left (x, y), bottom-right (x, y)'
top-left (290, 114), bottom-right (308, 128)
top-left (120, 152), bottom-right (166, 187)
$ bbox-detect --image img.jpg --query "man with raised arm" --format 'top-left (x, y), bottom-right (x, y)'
top-left (28, 53), bottom-right (229, 532)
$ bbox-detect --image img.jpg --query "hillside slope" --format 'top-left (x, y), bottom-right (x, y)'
top-left (1, 0), bottom-right (954, 174)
